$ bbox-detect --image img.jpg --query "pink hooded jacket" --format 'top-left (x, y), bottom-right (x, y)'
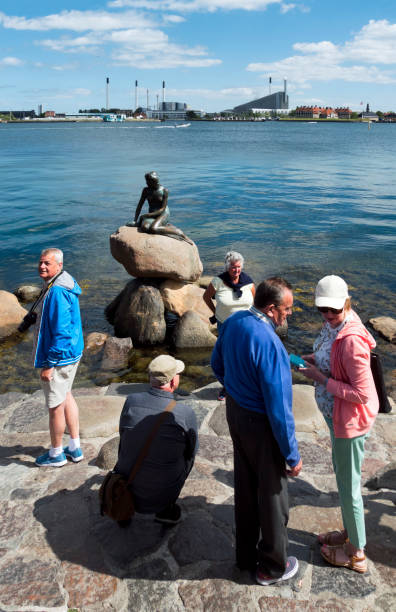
top-left (326, 311), bottom-right (379, 438)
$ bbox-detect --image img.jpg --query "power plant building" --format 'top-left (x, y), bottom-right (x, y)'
top-left (233, 81), bottom-right (289, 114)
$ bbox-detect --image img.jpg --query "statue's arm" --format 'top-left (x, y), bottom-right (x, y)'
top-left (134, 188), bottom-right (148, 221)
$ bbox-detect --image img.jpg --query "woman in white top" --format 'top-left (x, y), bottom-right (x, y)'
top-left (203, 251), bottom-right (255, 400)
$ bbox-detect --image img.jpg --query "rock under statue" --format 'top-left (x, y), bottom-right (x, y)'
top-left (127, 171), bottom-right (193, 244)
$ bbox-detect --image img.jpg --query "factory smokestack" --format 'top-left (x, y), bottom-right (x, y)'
top-left (162, 80), bottom-right (165, 104)
top-left (135, 80), bottom-right (138, 111)
top-left (106, 77), bottom-right (109, 110)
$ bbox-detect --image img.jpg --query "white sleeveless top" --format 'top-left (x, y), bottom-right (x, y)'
top-left (211, 277), bottom-right (254, 323)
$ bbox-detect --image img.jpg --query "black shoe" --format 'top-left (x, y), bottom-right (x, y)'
top-left (155, 503), bottom-right (181, 525)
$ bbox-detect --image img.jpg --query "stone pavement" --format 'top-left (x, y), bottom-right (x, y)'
top-left (0, 382), bottom-right (395, 612)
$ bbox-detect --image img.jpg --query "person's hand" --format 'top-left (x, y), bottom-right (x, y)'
top-left (287, 458), bottom-right (302, 477)
top-left (299, 362), bottom-right (327, 385)
top-left (302, 353), bottom-right (315, 365)
top-left (40, 367), bottom-right (54, 382)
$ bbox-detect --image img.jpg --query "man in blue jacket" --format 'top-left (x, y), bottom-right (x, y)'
top-left (211, 277), bottom-right (302, 586)
top-left (34, 248), bottom-right (84, 467)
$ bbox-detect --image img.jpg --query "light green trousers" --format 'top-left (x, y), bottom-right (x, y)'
top-left (325, 416), bottom-right (367, 549)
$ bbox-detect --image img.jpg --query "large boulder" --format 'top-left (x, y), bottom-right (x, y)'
top-left (160, 279), bottom-right (213, 324)
top-left (173, 310), bottom-right (217, 348)
top-left (105, 279), bottom-right (166, 345)
top-left (110, 226), bottom-right (203, 282)
top-left (0, 291), bottom-right (28, 339)
top-left (368, 316), bottom-right (396, 344)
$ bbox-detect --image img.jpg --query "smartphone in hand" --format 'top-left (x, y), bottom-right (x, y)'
top-left (289, 353), bottom-right (307, 369)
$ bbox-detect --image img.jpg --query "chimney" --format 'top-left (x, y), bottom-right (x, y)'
top-left (106, 77), bottom-right (109, 110)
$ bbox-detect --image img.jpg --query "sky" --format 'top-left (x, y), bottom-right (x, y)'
top-left (1, 0), bottom-right (396, 114)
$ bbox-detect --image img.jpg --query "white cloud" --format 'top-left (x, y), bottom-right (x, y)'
top-left (1, 8), bottom-right (220, 70)
top-left (107, 0), bottom-right (282, 11)
top-left (247, 19), bottom-right (396, 85)
top-left (280, 3), bottom-right (296, 14)
top-left (0, 56), bottom-right (23, 66)
top-left (36, 22), bottom-right (221, 68)
top-left (0, 10), bottom-right (154, 32)
top-left (51, 63), bottom-right (79, 71)
top-left (163, 14), bottom-right (186, 23)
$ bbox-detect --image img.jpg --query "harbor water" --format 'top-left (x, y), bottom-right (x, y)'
top-left (0, 120), bottom-right (395, 393)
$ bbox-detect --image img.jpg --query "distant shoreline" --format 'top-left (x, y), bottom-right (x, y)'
top-left (1, 118), bottom-right (392, 125)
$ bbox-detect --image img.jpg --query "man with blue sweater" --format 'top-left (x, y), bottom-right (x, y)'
top-left (33, 248), bottom-right (84, 467)
top-left (211, 277), bottom-right (302, 586)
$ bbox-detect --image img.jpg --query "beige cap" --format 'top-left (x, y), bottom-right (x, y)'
top-left (148, 354), bottom-right (185, 384)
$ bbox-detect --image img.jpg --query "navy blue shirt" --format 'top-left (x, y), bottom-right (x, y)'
top-left (115, 387), bottom-right (198, 513)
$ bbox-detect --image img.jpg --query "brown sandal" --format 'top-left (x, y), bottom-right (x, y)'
top-left (317, 530), bottom-right (348, 546)
top-left (321, 544), bottom-right (367, 574)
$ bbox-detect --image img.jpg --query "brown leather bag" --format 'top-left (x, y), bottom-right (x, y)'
top-left (99, 399), bottom-right (176, 522)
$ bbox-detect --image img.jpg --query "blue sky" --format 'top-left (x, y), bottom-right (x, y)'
top-left (1, 0), bottom-right (396, 114)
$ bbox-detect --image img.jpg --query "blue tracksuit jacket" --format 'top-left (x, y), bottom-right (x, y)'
top-left (33, 270), bottom-right (84, 368)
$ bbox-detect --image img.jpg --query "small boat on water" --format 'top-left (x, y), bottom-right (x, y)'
top-left (175, 123), bottom-right (191, 128)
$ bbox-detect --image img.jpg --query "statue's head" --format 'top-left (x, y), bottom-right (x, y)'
top-left (145, 171), bottom-right (160, 187)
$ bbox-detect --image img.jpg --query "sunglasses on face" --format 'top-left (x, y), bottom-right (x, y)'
top-left (317, 306), bottom-right (344, 314)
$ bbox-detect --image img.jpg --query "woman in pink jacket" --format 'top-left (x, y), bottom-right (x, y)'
top-left (301, 275), bottom-right (378, 574)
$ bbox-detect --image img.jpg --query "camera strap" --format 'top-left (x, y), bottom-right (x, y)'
top-left (27, 271), bottom-right (63, 315)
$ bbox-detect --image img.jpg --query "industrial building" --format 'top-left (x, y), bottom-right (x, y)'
top-left (233, 80), bottom-right (289, 114)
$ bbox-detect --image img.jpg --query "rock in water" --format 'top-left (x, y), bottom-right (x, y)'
top-left (101, 336), bottom-right (133, 371)
top-left (105, 279), bottom-right (166, 345)
top-left (14, 285), bottom-right (41, 302)
top-left (368, 316), bottom-right (396, 344)
top-left (110, 226), bottom-right (203, 282)
top-left (0, 290), bottom-right (28, 339)
top-left (85, 332), bottom-right (109, 354)
top-left (173, 310), bottom-right (217, 348)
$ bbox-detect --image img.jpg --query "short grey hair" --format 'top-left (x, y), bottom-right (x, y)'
top-left (41, 248), bottom-right (63, 264)
top-left (224, 251), bottom-right (244, 271)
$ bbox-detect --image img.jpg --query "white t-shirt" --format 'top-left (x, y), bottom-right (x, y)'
top-left (211, 276), bottom-right (254, 323)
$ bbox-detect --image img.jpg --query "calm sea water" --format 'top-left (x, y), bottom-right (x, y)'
top-left (1, 120), bottom-right (395, 393)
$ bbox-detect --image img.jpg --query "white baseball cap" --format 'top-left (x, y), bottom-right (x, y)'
top-left (315, 275), bottom-right (349, 309)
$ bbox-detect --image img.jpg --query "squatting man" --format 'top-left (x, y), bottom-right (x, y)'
top-left (114, 354), bottom-right (198, 525)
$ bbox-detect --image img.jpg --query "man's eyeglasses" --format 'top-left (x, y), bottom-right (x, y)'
top-left (317, 306), bottom-right (344, 314)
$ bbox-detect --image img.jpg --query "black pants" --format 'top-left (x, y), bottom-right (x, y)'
top-left (226, 394), bottom-right (289, 577)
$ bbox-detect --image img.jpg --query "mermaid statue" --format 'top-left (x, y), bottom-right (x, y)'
top-left (127, 171), bottom-right (192, 244)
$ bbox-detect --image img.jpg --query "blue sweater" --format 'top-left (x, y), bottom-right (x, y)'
top-left (33, 271), bottom-right (84, 368)
top-left (211, 309), bottom-right (300, 467)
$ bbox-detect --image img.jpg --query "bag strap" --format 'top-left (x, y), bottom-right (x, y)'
top-left (126, 399), bottom-right (177, 485)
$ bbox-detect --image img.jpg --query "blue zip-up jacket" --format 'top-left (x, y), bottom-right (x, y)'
top-left (211, 308), bottom-right (300, 467)
top-left (33, 270), bottom-right (84, 368)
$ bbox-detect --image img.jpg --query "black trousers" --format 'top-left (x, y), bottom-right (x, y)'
top-left (226, 394), bottom-right (289, 577)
